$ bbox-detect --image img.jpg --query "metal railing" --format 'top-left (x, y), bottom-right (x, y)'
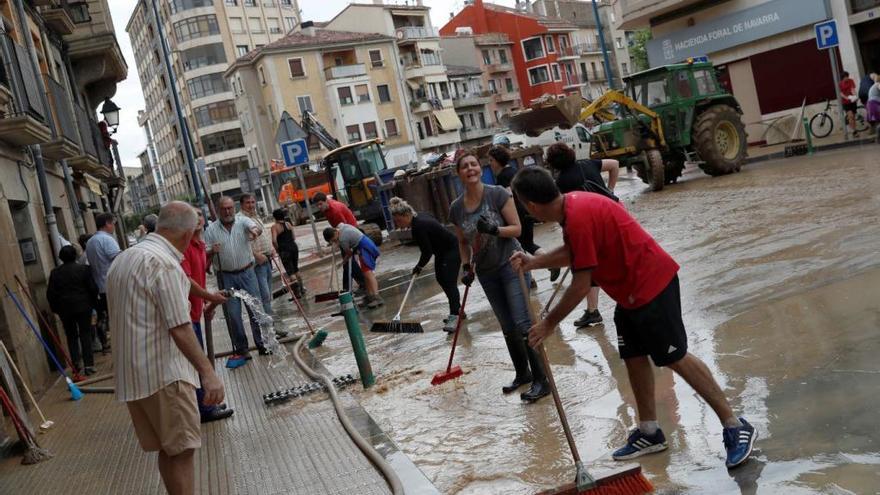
top-left (395, 26), bottom-right (437, 41)
top-left (323, 64), bottom-right (366, 79)
top-left (74, 104), bottom-right (98, 158)
top-left (10, 42), bottom-right (45, 119)
top-left (564, 73), bottom-right (589, 87)
top-left (46, 78), bottom-right (79, 142)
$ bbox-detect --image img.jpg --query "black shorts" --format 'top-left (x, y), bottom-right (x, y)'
top-left (843, 101), bottom-right (858, 113)
top-left (613, 275), bottom-right (687, 367)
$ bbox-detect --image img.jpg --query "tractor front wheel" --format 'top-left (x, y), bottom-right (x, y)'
top-left (693, 104), bottom-right (747, 176)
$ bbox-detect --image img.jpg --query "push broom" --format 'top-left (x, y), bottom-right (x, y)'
top-left (430, 261), bottom-right (476, 386)
top-left (314, 249), bottom-right (340, 303)
top-left (517, 271), bottom-right (652, 495)
top-left (0, 339), bottom-right (53, 431)
top-left (271, 256), bottom-right (328, 348)
top-left (370, 272), bottom-right (423, 333)
top-left (4, 285), bottom-right (83, 401)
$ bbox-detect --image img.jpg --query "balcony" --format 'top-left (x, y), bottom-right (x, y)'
top-left (486, 62), bottom-right (513, 73)
top-left (395, 26), bottom-right (438, 43)
top-left (573, 43), bottom-right (603, 55)
top-left (557, 46), bottom-right (579, 60)
top-left (42, 1), bottom-right (76, 35)
top-left (0, 48), bottom-right (51, 147)
top-left (0, 113), bottom-right (53, 147)
top-left (68, 104), bottom-right (102, 174)
top-left (619, 0), bottom-right (701, 29)
top-left (493, 92), bottom-right (519, 103)
top-left (453, 92), bottom-right (491, 108)
top-left (418, 131), bottom-right (460, 150)
top-left (42, 78), bottom-right (82, 160)
top-left (474, 33), bottom-right (511, 46)
top-left (460, 126), bottom-right (498, 142)
top-left (323, 64), bottom-right (367, 80)
top-left (563, 73), bottom-right (589, 88)
top-left (403, 57), bottom-right (445, 80)
top-left (64, 0), bottom-right (127, 108)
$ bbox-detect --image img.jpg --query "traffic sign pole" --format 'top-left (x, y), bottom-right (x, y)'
top-left (828, 49), bottom-right (848, 141)
top-left (296, 164), bottom-right (321, 253)
top-left (815, 19), bottom-right (848, 141)
top-left (280, 139), bottom-right (322, 254)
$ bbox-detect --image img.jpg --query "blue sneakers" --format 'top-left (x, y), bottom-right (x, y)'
top-left (612, 428), bottom-right (668, 460)
top-left (225, 354), bottom-right (248, 369)
top-left (723, 417), bottom-right (757, 468)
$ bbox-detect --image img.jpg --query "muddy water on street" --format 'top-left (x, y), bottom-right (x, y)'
top-left (299, 147), bottom-right (880, 494)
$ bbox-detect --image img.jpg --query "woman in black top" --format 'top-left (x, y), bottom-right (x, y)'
top-left (271, 208), bottom-right (303, 297)
top-left (47, 245), bottom-right (98, 375)
top-left (389, 197), bottom-right (462, 333)
top-left (488, 145), bottom-right (560, 284)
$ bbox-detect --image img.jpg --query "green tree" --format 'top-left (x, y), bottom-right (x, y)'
top-left (630, 29), bottom-right (652, 72)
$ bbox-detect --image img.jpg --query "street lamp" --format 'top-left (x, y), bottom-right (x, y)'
top-left (100, 97), bottom-right (121, 133)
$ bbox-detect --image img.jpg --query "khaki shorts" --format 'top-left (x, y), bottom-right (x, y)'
top-left (126, 381), bottom-right (201, 456)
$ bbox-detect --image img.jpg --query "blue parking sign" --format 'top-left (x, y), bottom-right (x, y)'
top-left (814, 20), bottom-right (838, 50)
top-left (280, 139), bottom-right (309, 167)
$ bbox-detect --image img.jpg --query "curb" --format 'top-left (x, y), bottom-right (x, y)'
top-left (745, 135), bottom-right (877, 165)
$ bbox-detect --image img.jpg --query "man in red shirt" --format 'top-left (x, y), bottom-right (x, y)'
top-left (840, 71), bottom-right (858, 135)
top-left (182, 208), bottom-right (233, 423)
top-left (509, 167), bottom-right (756, 469)
top-left (312, 192), bottom-right (365, 293)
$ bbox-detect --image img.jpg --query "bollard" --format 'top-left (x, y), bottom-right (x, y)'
top-left (339, 292), bottom-right (375, 388)
top-left (803, 117), bottom-right (814, 155)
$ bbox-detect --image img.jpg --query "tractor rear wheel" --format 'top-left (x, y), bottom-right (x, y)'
top-left (360, 222), bottom-right (383, 247)
top-left (693, 104), bottom-right (747, 176)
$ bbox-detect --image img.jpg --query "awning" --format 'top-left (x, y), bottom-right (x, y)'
top-left (433, 109), bottom-right (462, 131)
top-left (406, 80), bottom-right (420, 90)
top-left (84, 174), bottom-right (104, 195)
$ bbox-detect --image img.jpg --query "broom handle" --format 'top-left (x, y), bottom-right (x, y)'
top-left (443, 282), bottom-right (470, 373)
top-left (0, 385), bottom-right (33, 443)
top-left (271, 255), bottom-right (316, 336)
top-left (517, 271), bottom-right (582, 464)
top-left (0, 339), bottom-right (48, 424)
top-left (329, 249), bottom-right (338, 292)
top-left (14, 275), bottom-right (77, 372)
top-left (4, 285), bottom-right (71, 381)
top-left (395, 273), bottom-right (418, 319)
top-left (540, 267), bottom-right (570, 318)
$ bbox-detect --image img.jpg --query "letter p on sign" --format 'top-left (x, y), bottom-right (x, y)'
top-left (814, 20), bottom-right (838, 50)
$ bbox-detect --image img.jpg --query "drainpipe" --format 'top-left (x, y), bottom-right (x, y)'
top-left (7, 2), bottom-right (61, 264)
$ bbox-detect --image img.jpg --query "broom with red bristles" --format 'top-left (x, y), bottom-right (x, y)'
top-left (518, 271), bottom-right (653, 495)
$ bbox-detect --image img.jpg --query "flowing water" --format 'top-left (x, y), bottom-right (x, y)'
top-left (306, 147), bottom-right (880, 494)
top-left (228, 288), bottom-right (294, 373)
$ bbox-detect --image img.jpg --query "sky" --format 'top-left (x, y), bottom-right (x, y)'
top-left (107, 0), bottom-right (519, 172)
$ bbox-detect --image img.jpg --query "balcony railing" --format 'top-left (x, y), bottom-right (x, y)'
top-left (573, 43), bottom-right (602, 54)
top-left (402, 54), bottom-right (442, 68)
top-left (453, 92), bottom-right (491, 108)
top-left (494, 92), bottom-right (519, 103)
top-left (564, 73), bottom-right (589, 87)
top-left (486, 62), bottom-right (512, 73)
top-left (460, 126), bottom-right (497, 141)
top-left (74, 104), bottom-right (98, 159)
top-left (324, 64), bottom-right (366, 80)
top-left (11, 42), bottom-right (46, 120)
top-left (395, 26), bottom-right (437, 41)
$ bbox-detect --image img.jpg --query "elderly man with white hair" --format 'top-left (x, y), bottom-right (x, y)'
top-left (107, 201), bottom-right (225, 495)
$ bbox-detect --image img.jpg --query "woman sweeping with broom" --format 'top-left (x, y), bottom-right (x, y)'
top-left (449, 151), bottom-right (549, 402)
top-left (389, 197), bottom-right (461, 333)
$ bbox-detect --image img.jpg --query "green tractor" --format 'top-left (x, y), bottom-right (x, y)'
top-left (509, 61), bottom-right (748, 191)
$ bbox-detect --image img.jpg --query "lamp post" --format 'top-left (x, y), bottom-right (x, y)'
top-left (100, 97), bottom-right (129, 248)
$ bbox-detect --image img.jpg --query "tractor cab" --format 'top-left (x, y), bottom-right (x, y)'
top-left (321, 138), bottom-right (393, 228)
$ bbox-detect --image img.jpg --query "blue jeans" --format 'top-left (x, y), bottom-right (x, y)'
top-left (477, 263), bottom-right (532, 337)
top-left (253, 260), bottom-right (274, 317)
top-left (192, 322), bottom-right (214, 415)
top-left (220, 267), bottom-right (264, 353)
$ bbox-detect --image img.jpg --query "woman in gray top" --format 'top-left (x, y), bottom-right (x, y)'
top-left (449, 151), bottom-right (549, 402)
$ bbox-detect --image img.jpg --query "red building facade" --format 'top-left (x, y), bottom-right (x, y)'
top-left (440, 0), bottom-right (579, 105)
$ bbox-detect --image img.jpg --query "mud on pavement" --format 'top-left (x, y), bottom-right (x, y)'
top-left (306, 146), bottom-right (880, 494)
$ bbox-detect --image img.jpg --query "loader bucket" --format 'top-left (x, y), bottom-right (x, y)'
top-left (506, 94), bottom-right (583, 137)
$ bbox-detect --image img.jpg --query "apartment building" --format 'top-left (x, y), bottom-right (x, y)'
top-left (446, 66), bottom-right (495, 147)
top-left (127, 0), bottom-right (300, 201)
top-left (441, 32), bottom-right (522, 129)
top-left (617, 0), bottom-right (874, 142)
top-left (0, 0), bottom-right (126, 419)
top-left (441, 0), bottom-right (579, 106)
top-left (532, 0), bottom-right (628, 98)
top-left (324, 1), bottom-right (462, 154)
top-left (225, 25), bottom-right (418, 180)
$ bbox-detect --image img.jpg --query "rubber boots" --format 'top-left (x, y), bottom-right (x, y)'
top-left (502, 333), bottom-right (532, 394)
top-left (520, 341), bottom-right (550, 402)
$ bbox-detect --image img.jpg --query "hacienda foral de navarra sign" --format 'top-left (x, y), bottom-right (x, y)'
top-left (646, 0), bottom-right (829, 67)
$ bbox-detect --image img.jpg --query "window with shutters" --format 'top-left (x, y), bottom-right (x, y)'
top-left (369, 49), bottom-right (383, 67)
top-left (288, 58), bottom-right (304, 77)
top-left (377, 84), bottom-right (391, 103)
top-left (363, 122), bottom-right (378, 139)
top-left (355, 84), bottom-right (370, 103)
top-left (338, 86), bottom-right (353, 106)
top-left (296, 95), bottom-right (313, 115)
top-left (384, 119), bottom-right (398, 137)
top-left (346, 125), bottom-right (361, 143)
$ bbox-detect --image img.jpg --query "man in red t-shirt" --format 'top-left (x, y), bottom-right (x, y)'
top-left (509, 167), bottom-right (756, 469)
top-left (840, 71), bottom-right (858, 134)
top-left (312, 192), bottom-right (366, 293)
top-left (182, 208), bottom-right (233, 423)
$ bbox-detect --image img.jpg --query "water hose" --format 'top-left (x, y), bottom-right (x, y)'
top-left (289, 334), bottom-right (404, 495)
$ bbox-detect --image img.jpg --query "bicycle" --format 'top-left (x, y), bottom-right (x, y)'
top-left (809, 99), bottom-right (870, 138)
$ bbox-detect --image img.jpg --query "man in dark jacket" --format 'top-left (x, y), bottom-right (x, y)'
top-left (47, 245), bottom-right (99, 375)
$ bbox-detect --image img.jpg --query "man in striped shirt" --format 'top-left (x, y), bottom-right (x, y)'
top-left (107, 201), bottom-right (224, 495)
top-left (239, 194), bottom-right (277, 321)
top-left (204, 196), bottom-right (267, 367)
